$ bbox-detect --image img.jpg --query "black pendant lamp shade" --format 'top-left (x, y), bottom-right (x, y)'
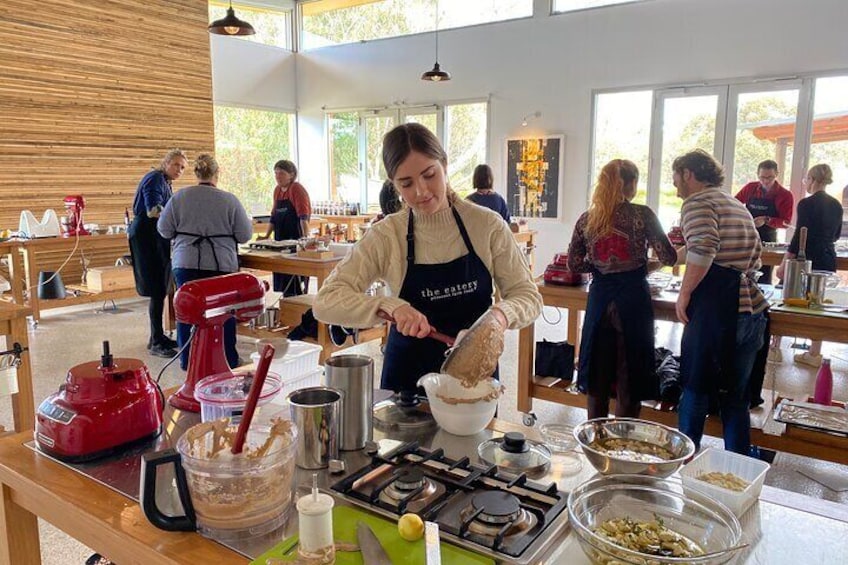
top-left (421, 62), bottom-right (451, 82)
top-left (208, 2), bottom-right (256, 36)
top-left (422, 2), bottom-right (450, 82)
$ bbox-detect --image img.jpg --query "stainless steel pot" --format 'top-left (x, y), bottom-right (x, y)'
top-left (806, 270), bottom-right (841, 306)
top-left (323, 354), bottom-right (373, 451)
top-left (783, 226), bottom-right (810, 299)
top-left (288, 387), bottom-right (341, 469)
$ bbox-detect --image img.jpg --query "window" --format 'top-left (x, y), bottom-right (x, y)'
top-left (301, 0), bottom-right (533, 50)
top-left (445, 102), bottom-right (488, 198)
top-left (326, 101), bottom-right (488, 209)
top-left (553, 0), bottom-right (644, 13)
top-left (591, 91), bottom-right (652, 205)
top-left (213, 105), bottom-right (296, 216)
top-left (810, 76), bottom-right (848, 201)
top-left (209, 1), bottom-right (293, 50)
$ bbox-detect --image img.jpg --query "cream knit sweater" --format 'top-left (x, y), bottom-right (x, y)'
top-left (313, 198), bottom-right (542, 330)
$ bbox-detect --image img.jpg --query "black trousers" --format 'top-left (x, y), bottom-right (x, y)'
top-left (148, 294), bottom-right (166, 346)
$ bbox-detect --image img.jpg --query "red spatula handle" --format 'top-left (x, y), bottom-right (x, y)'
top-left (377, 310), bottom-right (455, 346)
top-left (231, 343), bottom-right (274, 455)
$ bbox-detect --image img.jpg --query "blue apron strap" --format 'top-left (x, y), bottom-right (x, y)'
top-left (406, 210), bottom-right (415, 268)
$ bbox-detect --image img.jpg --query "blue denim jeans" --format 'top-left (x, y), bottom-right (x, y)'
top-left (173, 268), bottom-right (239, 371)
top-left (679, 311), bottom-right (767, 455)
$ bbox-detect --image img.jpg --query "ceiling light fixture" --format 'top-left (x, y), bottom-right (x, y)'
top-left (521, 111), bottom-right (542, 126)
top-left (208, 1), bottom-right (256, 36)
top-left (422, 1), bottom-right (450, 82)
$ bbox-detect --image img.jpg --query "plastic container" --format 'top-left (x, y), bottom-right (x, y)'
top-left (195, 372), bottom-right (283, 424)
top-left (680, 447), bottom-right (770, 517)
top-left (251, 340), bottom-right (322, 381)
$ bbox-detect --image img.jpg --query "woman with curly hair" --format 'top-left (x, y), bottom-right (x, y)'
top-left (567, 159), bottom-right (676, 419)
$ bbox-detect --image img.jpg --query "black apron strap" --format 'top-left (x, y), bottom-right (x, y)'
top-left (451, 207), bottom-right (477, 256)
top-left (406, 211), bottom-right (416, 268)
top-left (174, 231), bottom-right (238, 272)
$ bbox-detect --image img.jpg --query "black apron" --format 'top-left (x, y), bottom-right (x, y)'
top-left (272, 195), bottom-right (305, 295)
top-left (576, 267), bottom-right (657, 400)
top-left (745, 188), bottom-right (778, 244)
top-left (128, 214), bottom-right (171, 298)
top-left (680, 263), bottom-right (741, 395)
top-left (381, 207), bottom-right (494, 393)
top-left (805, 234), bottom-right (837, 271)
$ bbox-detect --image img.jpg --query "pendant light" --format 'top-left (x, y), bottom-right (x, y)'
top-left (422, 1), bottom-right (450, 82)
top-left (208, 1), bottom-right (256, 36)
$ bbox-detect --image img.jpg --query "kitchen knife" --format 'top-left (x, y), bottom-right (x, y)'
top-left (425, 521), bottom-right (442, 565)
top-left (356, 521), bottom-right (392, 565)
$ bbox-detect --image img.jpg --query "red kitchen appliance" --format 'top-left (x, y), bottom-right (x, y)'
top-left (170, 272), bottom-right (267, 412)
top-left (35, 341), bottom-right (163, 462)
top-left (543, 252), bottom-right (588, 286)
top-left (61, 195), bottom-right (90, 237)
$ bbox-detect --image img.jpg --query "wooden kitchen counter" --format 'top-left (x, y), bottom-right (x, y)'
top-left (0, 301), bottom-right (34, 432)
top-left (518, 282), bottom-right (848, 465)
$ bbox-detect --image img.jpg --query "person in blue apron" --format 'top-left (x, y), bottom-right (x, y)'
top-left (128, 149), bottom-right (187, 358)
top-left (312, 123), bottom-right (542, 394)
top-left (568, 159), bottom-right (677, 420)
top-left (734, 160), bottom-right (794, 284)
top-left (157, 154), bottom-right (254, 370)
top-left (261, 160), bottom-right (312, 296)
top-left (673, 150), bottom-right (768, 455)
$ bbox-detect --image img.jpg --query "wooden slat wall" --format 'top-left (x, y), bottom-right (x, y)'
top-left (0, 0), bottom-right (214, 230)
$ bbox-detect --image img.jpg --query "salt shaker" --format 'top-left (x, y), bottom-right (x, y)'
top-left (297, 474), bottom-right (335, 561)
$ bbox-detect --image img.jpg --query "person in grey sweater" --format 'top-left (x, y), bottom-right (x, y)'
top-left (158, 154), bottom-right (253, 369)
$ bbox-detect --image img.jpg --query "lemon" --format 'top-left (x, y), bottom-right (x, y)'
top-left (398, 513), bottom-right (425, 541)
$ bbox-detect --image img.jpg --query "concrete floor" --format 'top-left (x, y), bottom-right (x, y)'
top-left (1, 298), bottom-right (846, 563)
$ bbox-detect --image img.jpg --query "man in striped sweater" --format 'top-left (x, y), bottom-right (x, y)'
top-left (673, 149), bottom-right (768, 455)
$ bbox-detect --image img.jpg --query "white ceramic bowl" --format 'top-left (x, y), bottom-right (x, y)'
top-left (417, 373), bottom-right (501, 436)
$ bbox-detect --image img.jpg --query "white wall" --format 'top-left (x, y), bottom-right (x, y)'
top-left (215, 0), bottom-right (848, 271)
top-left (210, 34), bottom-right (296, 110)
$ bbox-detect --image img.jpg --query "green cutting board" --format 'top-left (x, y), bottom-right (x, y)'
top-left (251, 505), bottom-right (494, 565)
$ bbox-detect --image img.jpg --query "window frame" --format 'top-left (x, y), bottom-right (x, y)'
top-left (324, 99), bottom-right (489, 210)
top-left (551, 0), bottom-right (656, 16)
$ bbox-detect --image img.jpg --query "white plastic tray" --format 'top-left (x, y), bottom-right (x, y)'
top-left (680, 447), bottom-right (769, 517)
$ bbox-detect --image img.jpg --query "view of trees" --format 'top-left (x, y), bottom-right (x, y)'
top-left (209, 2), bottom-right (291, 49)
top-left (213, 106), bottom-right (294, 216)
top-left (302, 0), bottom-right (532, 49)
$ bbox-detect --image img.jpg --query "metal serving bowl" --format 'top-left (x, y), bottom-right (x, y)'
top-left (569, 474), bottom-right (743, 565)
top-left (574, 417), bottom-right (695, 478)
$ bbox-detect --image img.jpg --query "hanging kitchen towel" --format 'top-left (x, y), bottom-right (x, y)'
top-left (535, 339), bottom-right (575, 380)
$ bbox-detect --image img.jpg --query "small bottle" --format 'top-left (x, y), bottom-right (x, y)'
top-left (813, 357), bottom-right (833, 406)
top-left (297, 474), bottom-right (335, 562)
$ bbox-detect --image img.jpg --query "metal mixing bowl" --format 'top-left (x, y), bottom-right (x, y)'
top-left (574, 417), bottom-right (695, 478)
top-left (569, 474), bottom-right (743, 565)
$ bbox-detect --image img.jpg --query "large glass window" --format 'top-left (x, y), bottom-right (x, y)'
top-left (810, 76), bottom-right (848, 201)
top-left (729, 88), bottom-right (799, 195)
top-left (553, 0), bottom-right (644, 13)
top-left (325, 102), bottom-right (488, 208)
top-left (213, 105), bottom-right (295, 216)
top-left (209, 1), bottom-right (293, 50)
top-left (591, 91), bottom-right (652, 204)
top-left (445, 102), bottom-right (488, 198)
top-left (301, 0), bottom-right (533, 49)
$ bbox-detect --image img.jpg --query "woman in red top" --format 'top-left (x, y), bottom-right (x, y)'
top-left (262, 160), bottom-right (312, 295)
top-left (568, 159), bottom-right (677, 419)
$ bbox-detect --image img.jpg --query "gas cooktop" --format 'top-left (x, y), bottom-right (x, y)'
top-left (330, 441), bottom-right (570, 563)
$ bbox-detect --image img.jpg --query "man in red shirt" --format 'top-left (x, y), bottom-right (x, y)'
top-left (734, 160), bottom-right (794, 284)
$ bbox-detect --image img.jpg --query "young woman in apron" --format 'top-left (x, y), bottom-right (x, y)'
top-left (262, 160), bottom-right (312, 296)
top-left (312, 123), bottom-right (542, 394)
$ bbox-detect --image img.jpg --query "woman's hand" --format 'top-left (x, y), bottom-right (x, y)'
top-left (775, 261), bottom-right (785, 281)
top-left (389, 304), bottom-right (432, 338)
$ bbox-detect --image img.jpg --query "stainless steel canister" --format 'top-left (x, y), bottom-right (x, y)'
top-left (324, 355), bottom-right (374, 451)
top-left (806, 270), bottom-right (839, 306)
top-left (287, 387), bottom-right (341, 469)
top-left (783, 259), bottom-right (811, 299)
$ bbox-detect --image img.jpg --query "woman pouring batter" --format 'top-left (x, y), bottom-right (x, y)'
top-left (313, 124), bottom-right (542, 393)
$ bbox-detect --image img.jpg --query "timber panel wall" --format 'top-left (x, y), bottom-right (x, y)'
top-left (0, 0), bottom-right (214, 230)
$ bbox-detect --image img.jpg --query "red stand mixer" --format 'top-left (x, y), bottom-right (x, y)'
top-left (169, 272), bottom-right (267, 412)
top-left (61, 195), bottom-right (90, 237)
top-left (35, 341), bottom-right (163, 462)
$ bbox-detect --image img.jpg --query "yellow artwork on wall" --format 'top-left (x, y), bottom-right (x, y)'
top-left (506, 135), bottom-right (564, 219)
